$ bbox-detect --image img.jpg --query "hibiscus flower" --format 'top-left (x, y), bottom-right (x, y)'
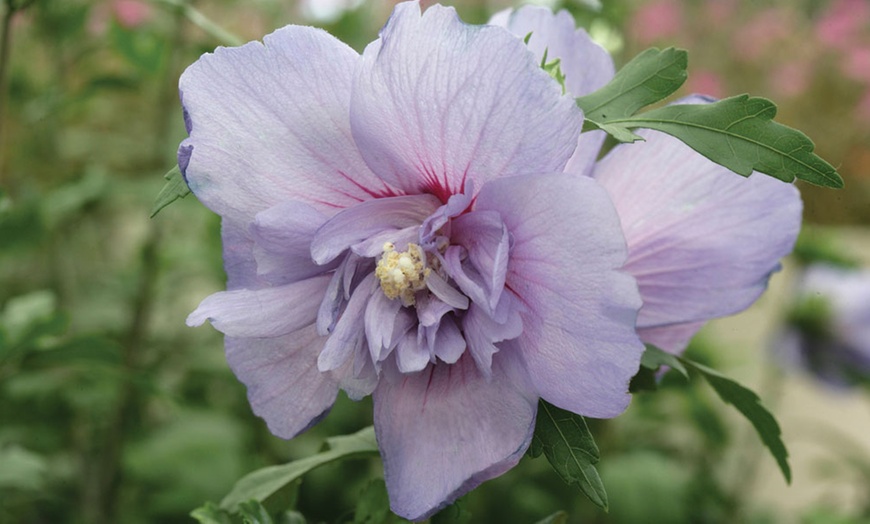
top-left (181, 2), bottom-right (644, 519)
top-left (776, 264), bottom-right (870, 387)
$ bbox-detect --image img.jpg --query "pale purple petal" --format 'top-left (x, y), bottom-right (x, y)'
top-left (186, 275), bottom-right (331, 338)
top-left (593, 126), bottom-right (802, 349)
top-left (474, 173), bottom-right (644, 418)
top-left (425, 272), bottom-right (469, 310)
top-left (430, 316), bottom-right (466, 364)
top-left (443, 245), bottom-right (491, 314)
top-left (318, 274), bottom-right (377, 371)
top-left (351, 2), bottom-right (582, 198)
top-left (179, 25), bottom-right (392, 223)
top-left (490, 6), bottom-right (615, 178)
top-left (373, 351), bottom-right (537, 521)
top-left (222, 218), bottom-right (262, 291)
top-left (364, 289), bottom-right (405, 363)
top-left (450, 210), bottom-right (510, 311)
top-left (638, 321), bottom-right (705, 355)
top-left (310, 194), bottom-right (440, 264)
top-left (226, 325), bottom-right (337, 439)
top-left (395, 329), bottom-right (430, 373)
top-left (251, 201), bottom-right (331, 284)
top-left (463, 301), bottom-right (523, 377)
top-left (488, 6), bottom-right (614, 96)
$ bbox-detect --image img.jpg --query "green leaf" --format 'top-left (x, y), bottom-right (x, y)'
top-left (353, 479), bottom-right (391, 524)
top-left (190, 502), bottom-right (234, 524)
top-left (0, 445), bottom-right (48, 491)
top-left (275, 511), bottom-right (306, 524)
top-left (239, 500), bottom-right (274, 524)
top-left (681, 358), bottom-right (792, 483)
top-left (220, 426), bottom-right (379, 512)
top-left (529, 400), bottom-right (608, 510)
top-left (534, 511), bottom-right (569, 524)
top-left (150, 165), bottom-right (191, 218)
top-left (609, 95), bottom-right (843, 188)
top-left (640, 344), bottom-right (688, 378)
top-left (576, 47), bottom-right (688, 125)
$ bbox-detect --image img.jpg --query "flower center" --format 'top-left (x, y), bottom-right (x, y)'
top-left (375, 242), bottom-right (429, 307)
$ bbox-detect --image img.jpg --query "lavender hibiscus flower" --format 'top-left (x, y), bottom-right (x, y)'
top-left (777, 265), bottom-right (870, 387)
top-left (181, 2), bottom-right (644, 519)
top-left (492, 6), bottom-right (803, 354)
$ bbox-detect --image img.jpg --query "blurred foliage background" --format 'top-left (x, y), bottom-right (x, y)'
top-left (2, 0), bottom-right (870, 523)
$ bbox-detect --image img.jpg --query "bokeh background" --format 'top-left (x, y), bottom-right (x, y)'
top-left (2, 0), bottom-right (869, 522)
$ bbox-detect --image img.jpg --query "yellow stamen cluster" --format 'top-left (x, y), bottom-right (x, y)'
top-left (375, 242), bottom-right (429, 307)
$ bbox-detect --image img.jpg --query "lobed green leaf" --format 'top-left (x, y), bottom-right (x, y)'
top-left (353, 479), bottom-right (392, 524)
top-left (238, 500), bottom-right (275, 524)
top-left (681, 358), bottom-right (792, 483)
top-left (219, 426), bottom-right (379, 512)
top-left (576, 47), bottom-right (687, 124)
top-left (190, 502), bottom-right (234, 524)
top-left (611, 95), bottom-right (844, 188)
top-left (640, 344), bottom-right (688, 378)
top-left (533, 511), bottom-right (569, 524)
top-left (529, 400), bottom-right (608, 510)
top-left (150, 165), bottom-right (191, 218)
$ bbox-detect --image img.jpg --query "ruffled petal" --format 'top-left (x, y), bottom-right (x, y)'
top-left (310, 194), bottom-right (440, 264)
top-left (490, 6), bottom-right (614, 177)
top-left (488, 6), bottom-right (614, 97)
top-left (351, 2), bottom-right (582, 198)
top-left (450, 210), bottom-right (510, 311)
top-left (226, 325), bottom-right (337, 439)
top-left (221, 218), bottom-right (262, 291)
top-left (373, 351), bottom-right (538, 521)
top-left (187, 275), bottom-right (332, 337)
top-left (593, 123), bottom-right (802, 352)
top-left (474, 173), bottom-right (644, 418)
top-left (637, 321), bottom-right (706, 355)
top-left (178, 25), bottom-right (392, 223)
top-left (251, 201), bottom-right (332, 285)
top-left (318, 274), bottom-right (377, 370)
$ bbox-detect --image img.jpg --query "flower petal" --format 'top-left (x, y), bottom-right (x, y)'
top-left (373, 351), bottom-right (538, 521)
top-left (451, 210), bottom-right (510, 311)
top-left (593, 124), bottom-right (802, 353)
top-left (178, 24), bottom-right (392, 223)
top-left (474, 173), bottom-right (644, 418)
top-left (310, 194), bottom-right (440, 264)
top-left (225, 325), bottom-right (337, 439)
top-left (490, 6), bottom-right (614, 177)
top-left (351, 2), bottom-right (582, 198)
top-left (222, 218), bottom-right (262, 291)
top-left (251, 201), bottom-right (332, 285)
top-left (489, 6), bottom-right (614, 97)
top-left (318, 274), bottom-right (377, 371)
top-left (187, 275), bottom-right (332, 338)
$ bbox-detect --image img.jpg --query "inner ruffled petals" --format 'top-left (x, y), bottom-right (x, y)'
top-left (310, 193), bottom-right (524, 385)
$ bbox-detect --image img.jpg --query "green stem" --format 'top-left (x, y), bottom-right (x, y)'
top-left (0, 1), bottom-right (15, 184)
top-left (148, 0), bottom-right (243, 46)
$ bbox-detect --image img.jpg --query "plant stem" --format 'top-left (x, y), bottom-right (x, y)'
top-left (0, 1), bottom-right (16, 185)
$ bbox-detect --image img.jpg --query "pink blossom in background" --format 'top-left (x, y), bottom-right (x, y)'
top-left (703, 0), bottom-right (737, 26)
top-left (112, 0), bottom-right (153, 29)
top-left (842, 45), bottom-right (870, 84)
top-left (815, 0), bottom-right (870, 50)
top-left (732, 8), bottom-right (795, 61)
top-left (769, 61), bottom-right (812, 99)
top-left (630, 0), bottom-right (684, 45)
top-left (685, 70), bottom-right (724, 99)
